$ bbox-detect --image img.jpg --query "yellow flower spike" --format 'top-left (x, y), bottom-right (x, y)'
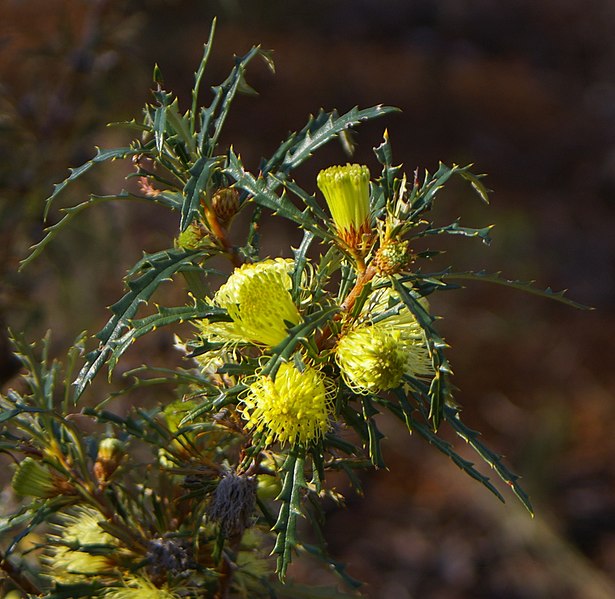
top-left (317, 163), bottom-right (372, 249)
top-left (336, 288), bottom-right (434, 393)
top-left (48, 507), bottom-right (117, 580)
top-left (12, 457), bottom-right (58, 498)
top-left (103, 576), bottom-right (179, 599)
top-left (240, 362), bottom-right (333, 446)
top-left (203, 258), bottom-right (302, 347)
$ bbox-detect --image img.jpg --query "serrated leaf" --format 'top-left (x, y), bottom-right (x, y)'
top-left (181, 156), bottom-right (219, 231)
top-left (43, 147), bottom-right (147, 220)
top-left (21, 190), bottom-right (179, 270)
top-left (273, 446), bottom-right (306, 580)
top-left (73, 249), bottom-right (205, 402)
top-left (265, 105), bottom-right (398, 176)
top-left (190, 19), bottom-right (217, 135)
top-left (392, 279), bottom-right (452, 429)
top-left (226, 151), bottom-right (318, 231)
top-left (409, 162), bottom-right (489, 221)
top-left (360, 396), bottom-right (386, 468)
top-left (108, 302), bottom-right (229, 372)
top-left (389, 389), bottom-right (505, 504)
top-left (439, 270), bottom-right (592, 310)
top-left (443, 404), bottom-right (533, 515)
top-left (261, 306), bottom-right (339, 379)
top-left (200, 45), bottom-right (268, 156)
top-left (415, 220), bottom-right (494, 245)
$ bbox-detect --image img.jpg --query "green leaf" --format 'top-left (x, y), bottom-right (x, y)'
top-left (389, 389), bottom-right (505, 504)
top-left (409, 162), bottom-right (489, 221)
top-left (439, 270), bottom-right (593, 310)
top-left (190, 19), bottom-right (217, 135)
top-left (21, 191), bottom-right (179, 270)
top-left (226, 151), bottom-right (318, 231)
top-left (264, 105), bottom-right (398, 176)
top-left (73, 249), bottom-right (206, 401)
top-left (273, 446), bottom-right (306, 580)
top-left (43, 147), bottom-right (146, 220)
top-left (261, 306), bottom-right (339, 379)
top-left (392, 279), bottom-right (452, 429)
top-left (360, 396), bottom-right (386, 469)
top-left (443, 404), bottom-right (534, 515)
top-left (415, 220), bottom-right (495, 245)
top-left (108, 302), bottom-right (229, 372)
top-left (200, 45), bottom-right (271, 156)
top-left (181, 156), bottom-right (219, 231)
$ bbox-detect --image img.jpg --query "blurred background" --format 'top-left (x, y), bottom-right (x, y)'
top-left (1, 1), bottom-right (615, 597)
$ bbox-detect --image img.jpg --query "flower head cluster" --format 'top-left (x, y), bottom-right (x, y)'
top-left (240, 362), bottom-right (333, 446)
top-left (317, 163), bottom-right (372, 249)
top-left (336, 289), bottom-right (433, 393)
top-left (199, 258), bottom-right (301, 348)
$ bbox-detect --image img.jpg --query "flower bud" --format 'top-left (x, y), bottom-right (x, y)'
top-left (176, 221), bottom-right (207, 250)
top-left (94, 438), bottom-right (124, 484)
top-left (12, 457), bottom-right (65, 498)
top-left (211, 187), bottom-right (240, 227)
top-left (317, 164), bottom-right (372, 250)
top-left (373, 239), bottom-right (412, 275)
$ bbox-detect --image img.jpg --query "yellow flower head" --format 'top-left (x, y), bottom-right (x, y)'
top-left (317, 164), bottom-right (372, 248)
top-left (12, 457), bottom-right (58, 498)
top-left (201, 258), bottom-right (301, 347)
top-left (336, 289), bottom-right (433, 393)
top-left (48, 507), bottom-right (117, 580)
top-left (103, 576), bottom-right (179, 599)
top-left (240, 362), bottom-right (333, 446)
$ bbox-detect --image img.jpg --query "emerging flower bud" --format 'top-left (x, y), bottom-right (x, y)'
top-left (317, 164), bottom-right (372, 249)
top-left (94, 438), bottom-right (124, 484)
top-left (373, 239), bottom-right (412, 275)
top-left (240, 362), bottom-right (333, 446)
top-left (176, 221), bottom-right (207, 250)
top-left (202, 258), bottom-right (302, 347)
top-left (211, 187), bottom-right (240, 227)
top-left (12, 457), bottom-right (68, 498)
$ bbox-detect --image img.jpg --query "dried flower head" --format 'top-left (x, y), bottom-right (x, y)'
top-left (146, 537), bottom-right (192, 580)
top-left (200, 258), bottom-right (301, 347)
top-left (240, 362), bottom-right (333, 446)
top-left (317, 163), bottom-right (372, 248)
top-left (208, 472), bottom-right (257, 538)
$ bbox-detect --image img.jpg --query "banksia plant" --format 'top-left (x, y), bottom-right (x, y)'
top-left (0, 19), bottom-right (589, 599)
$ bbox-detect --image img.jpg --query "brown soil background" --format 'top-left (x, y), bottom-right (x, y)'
top-left (1, 2), bottom-right (614, 597)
